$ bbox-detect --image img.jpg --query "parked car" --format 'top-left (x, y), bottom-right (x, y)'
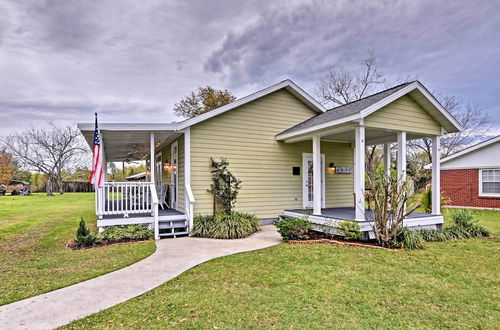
top-left (0, 184), bottom-right (6, 196)
top-left (8, 180), bottom-right (31, 196)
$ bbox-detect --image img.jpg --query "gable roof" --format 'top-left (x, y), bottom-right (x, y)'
top-left (424, 135), bottom-right (500, 169)
top-left (176, 79), bottom-right (325, 130)
top-left (276, 81), bottom-right (462, 140)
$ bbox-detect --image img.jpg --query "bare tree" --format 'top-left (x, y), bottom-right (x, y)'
top-left (316, 51), bottom-right (412, 169)
top-left (316, 50), bottom-right (386, 106)
top-left (2, 124), bottom-right (90, 196)
top-left (409, 96), bottom-right (490, 163)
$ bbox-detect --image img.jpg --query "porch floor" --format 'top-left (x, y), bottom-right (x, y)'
top-left (284, 207), bottom-right (433, 221)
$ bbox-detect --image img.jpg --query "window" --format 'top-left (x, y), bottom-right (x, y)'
top-left (480, 169), bottom-right (500, 196)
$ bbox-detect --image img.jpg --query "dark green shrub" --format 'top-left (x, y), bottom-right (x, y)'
top-left (191, 214), bottom-right (215, 238)
top-left (76, 218), bottom-right (99, 247)
top-left (391, 228), bottom-right (425, 249)
top-left (337, 220), bottom-right (362, 240)
top-left (275, 217), bottom-right (312, 240)
top-left (98, 224), bottom-right (153, 242)
top-left (192, 212), bottom-right (260, 239)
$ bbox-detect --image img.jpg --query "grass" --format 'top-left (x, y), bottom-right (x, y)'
top-left (0, 193), bottom-right (155, 306)
top-left (67, 209), bottom-right (500, 329)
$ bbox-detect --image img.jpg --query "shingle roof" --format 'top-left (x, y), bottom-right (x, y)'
top-left (278, 81), bottom-right (415, 136)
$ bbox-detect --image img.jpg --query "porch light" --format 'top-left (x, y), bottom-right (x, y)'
top-left (163, 161), bottom-right (171, 171)
top-left (328, 162), bottom-right (336, 173)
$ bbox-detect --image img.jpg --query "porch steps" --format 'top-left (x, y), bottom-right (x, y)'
top-left (158, 215), bottom-right (189, 238)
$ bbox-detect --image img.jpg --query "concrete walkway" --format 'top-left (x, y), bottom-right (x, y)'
top-left (0, 226), bottom-right (281, 330)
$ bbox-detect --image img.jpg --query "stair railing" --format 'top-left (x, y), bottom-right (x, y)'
top-left (150, 185), bottom-right (160, 240)
top-left (185, 184), bottom-right (195, 232)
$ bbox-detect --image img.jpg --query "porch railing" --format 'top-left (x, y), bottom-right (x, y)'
top-left (96, 182), bottom-right (155, 217)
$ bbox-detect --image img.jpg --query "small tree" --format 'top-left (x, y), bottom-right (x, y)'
top-left (207, 157), bottom-right (241, 214)
top-left (367, 168), bottom-right (421, 247)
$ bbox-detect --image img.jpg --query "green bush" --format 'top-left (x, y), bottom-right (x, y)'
top-left (391, 228), bottom-right (425, 249)
top-left (98, 224), bottom-right (153, 242)
top-left (191, 212), bottom-right (260, 239)
top-left (450, 209), bottom-right (490, 238)
top-left (76, 218), bottom-right (100, 247)
top-left (337, 220), bottom-right (362, 240)
top-left (275, 217), bottom-right (312, 240)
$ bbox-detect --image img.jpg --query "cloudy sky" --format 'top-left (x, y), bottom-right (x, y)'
top-left (0, 0), bottom-right (499, 136)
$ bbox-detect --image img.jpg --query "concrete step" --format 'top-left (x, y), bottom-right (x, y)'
top-left (159, 231), bottom-right (189, 238)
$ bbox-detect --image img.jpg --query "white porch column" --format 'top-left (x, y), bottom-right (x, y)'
top-left (432, 135), bottom-right (441, 214)
top-left (312, 135), bottom-right (322, 215)
top-left (184, 127), bottom-right (194, 232)
top-left (383, 143), bottom-right (391, 176)
top-left (397, 131), bottom-right (407, 184)
top-left (354, 125), bottom-right (365, 221)
top-left (150, 132), bottom-right (155, 184)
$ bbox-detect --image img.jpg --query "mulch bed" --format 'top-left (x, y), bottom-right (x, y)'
top-left (285, 238), bottom-right (398, 250)
top-left (67, 238), bottom-right (150, 250)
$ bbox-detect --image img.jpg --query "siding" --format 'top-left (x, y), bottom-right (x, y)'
top-left (190, 89), bottom-right (354, 219)
top-left (365, 95), bottom-right (441, 135)
top-left (160, 136), bottom-right (185, 212)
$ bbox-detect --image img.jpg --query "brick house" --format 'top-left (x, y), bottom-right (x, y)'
top-left (429, 136), bottom-right (500, 209)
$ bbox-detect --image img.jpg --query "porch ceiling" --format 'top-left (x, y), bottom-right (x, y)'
top-left (80, 128), bottom-right (180, 162)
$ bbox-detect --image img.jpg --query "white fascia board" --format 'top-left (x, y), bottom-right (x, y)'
top-left (275, 113), bottom-right (361, 141)
top-left (425, 135), bottom-right (500, 169)
top-left (77, 122), bottom-right (178, 132)
top-left (176, 79), bottom-right (325, 130)
top-left (359, 81), bottom-right (462, 133)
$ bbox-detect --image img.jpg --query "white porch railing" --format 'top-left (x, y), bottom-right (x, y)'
top-left (96, 182), bottom-right (155, 217)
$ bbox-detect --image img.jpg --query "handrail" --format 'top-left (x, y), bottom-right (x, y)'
top-left (185, 184), bottom-right (195, 233)
top-left (149, 183), bottom-right (160, 240)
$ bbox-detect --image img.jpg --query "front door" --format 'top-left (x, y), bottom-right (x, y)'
top-left (302, 153), bottom-right (325, 209)
top-left (171, 141), bottom-right (178, 210)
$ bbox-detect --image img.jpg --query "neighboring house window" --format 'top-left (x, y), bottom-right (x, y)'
top-left (480, 169), bottom-right (500, 196)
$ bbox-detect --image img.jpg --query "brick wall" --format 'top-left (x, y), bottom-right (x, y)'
top-left (441, 168), bottom-right (500, 208)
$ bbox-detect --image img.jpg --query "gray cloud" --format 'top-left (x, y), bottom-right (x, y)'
top-left (0, 0), bottom-right (499, 137)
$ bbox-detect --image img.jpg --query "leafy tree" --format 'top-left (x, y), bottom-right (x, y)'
top-left (0, 147), bottom-right (17, 184)
top-left (13, 170), bottom-right (32, 183)
top-left (174, 86), bottom-right (236, 118)
top-left (207, 157), bottom-right (241, 214)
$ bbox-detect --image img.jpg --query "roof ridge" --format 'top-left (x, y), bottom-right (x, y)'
top-left (326, 81), bottom-right (417, 112)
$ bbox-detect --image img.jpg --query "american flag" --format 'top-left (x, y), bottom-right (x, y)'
top-left (89, 113), bottom-right (103, 187)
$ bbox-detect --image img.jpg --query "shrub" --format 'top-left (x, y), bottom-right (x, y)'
top-left (98, 224), bottom-right (153, 242)
top-left (337, 220), bottom-right (362, 240)
top-left (391, 228), bottom-right (425, 249)
top-left (76, 218), bottom-right (99, 247)
top-left (450, 209), bottom-right (490, 238)
top-left (192, 212), bottom-right (260, 239)
top-left (275, 217), bottom-right (312, 241)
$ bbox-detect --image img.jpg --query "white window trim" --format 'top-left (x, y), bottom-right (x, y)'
top-left (478, 168), bottom-right (500, 197)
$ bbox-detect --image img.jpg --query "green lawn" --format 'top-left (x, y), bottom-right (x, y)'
top-left (0, 193), bottom-right (155, 306)
top-left (67, 209), bottom-right (499, 329)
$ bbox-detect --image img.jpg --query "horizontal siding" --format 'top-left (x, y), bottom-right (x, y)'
top-left (190, 89), bottom-right (354, 219)
top-left (365, 95), bottom-right (441, 135)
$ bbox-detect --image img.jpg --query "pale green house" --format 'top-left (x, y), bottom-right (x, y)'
top-left (78, 80), bottom-right (461, 239)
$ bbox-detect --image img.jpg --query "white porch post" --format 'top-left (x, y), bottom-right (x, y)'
top-left (354, 125), bottom-right (365, 221)
top-left (150, 132), bottom-right (155, 185)
top-left (312, 135), bottom-right (322, 215)
top-left (383, 143), bottom-right (391, 176)
top-left (397, 132), bottom-right (407, 184)
top-left (184, 127), bottom-right (194, 232)
top-left (432, 135), bottom-right (441, 214)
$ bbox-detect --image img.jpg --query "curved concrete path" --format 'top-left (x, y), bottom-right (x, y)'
top-left (0, 225), bottom-right (281, 330)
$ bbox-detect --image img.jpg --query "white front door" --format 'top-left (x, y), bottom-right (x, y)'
top-left (302, 153), bottom-right (325, 209)
top-left (171, 141), bottom-right (179, 210)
